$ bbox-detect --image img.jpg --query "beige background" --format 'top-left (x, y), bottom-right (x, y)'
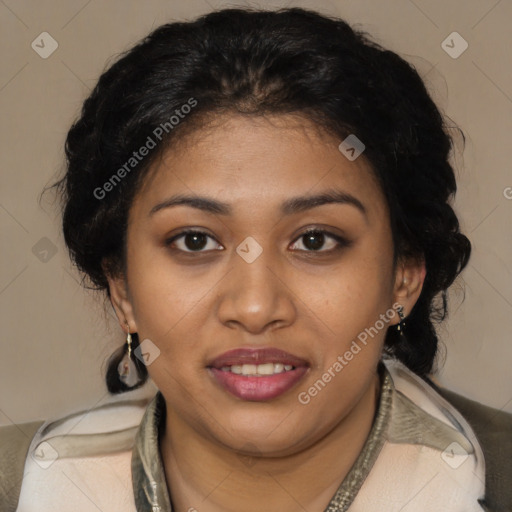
top-left (1, 0), bottom-right (511, 427)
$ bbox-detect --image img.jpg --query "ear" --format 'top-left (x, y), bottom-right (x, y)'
top-left (390, 256), bottom-right (426, 325)
top-left (105, 271), bottom-right (138, 334)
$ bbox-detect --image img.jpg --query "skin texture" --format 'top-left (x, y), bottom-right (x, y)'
top-left (108, 114), bottom-right (426, 512)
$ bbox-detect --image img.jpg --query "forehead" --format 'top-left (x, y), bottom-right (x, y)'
top-left (132, 113), bottom-right (387, 219)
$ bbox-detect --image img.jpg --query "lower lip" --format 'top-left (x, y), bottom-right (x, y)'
top-left (208, 367), bottom-right (309, 401)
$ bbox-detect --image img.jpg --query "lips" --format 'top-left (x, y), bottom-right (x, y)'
top-left (207, 348), bottom-right (309, 401)
top-left (208, 348), bottom-right (309, 369)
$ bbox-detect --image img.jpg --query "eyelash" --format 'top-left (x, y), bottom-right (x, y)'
top-left (164, 228), bottom-right (352, 256)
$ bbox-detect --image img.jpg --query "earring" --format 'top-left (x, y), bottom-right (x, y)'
top-left (117, 329), bottom-right (144, 388)
top-left (396, 305), bottom-right (406, 335)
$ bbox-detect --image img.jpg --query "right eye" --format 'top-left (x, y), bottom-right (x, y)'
top-left (165, 229), bottom-right (224, 254)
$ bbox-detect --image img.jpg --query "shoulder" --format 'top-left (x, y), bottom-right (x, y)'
top-left (0, 420), bottom-right (45, 512)
top-left (434, 384), bottom-right (512, 512)
top-left (0, 394), bottom-right (154, 512)
top-left (436, 386), bottom-right (512, 434)
top-left (383, 358), bottom-right (512, 511)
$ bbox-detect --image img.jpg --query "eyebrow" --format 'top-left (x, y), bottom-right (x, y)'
top-left (149, 189), bottom-right (368, 220)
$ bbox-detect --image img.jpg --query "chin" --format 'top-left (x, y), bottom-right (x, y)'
top-left (210, 407), bottom-right (313, 455)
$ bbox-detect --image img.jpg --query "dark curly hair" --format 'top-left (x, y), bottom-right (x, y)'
top-left (52, 7), bottom-right (471, 390)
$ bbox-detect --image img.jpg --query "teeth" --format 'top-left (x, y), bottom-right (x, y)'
top-left (256, 363), bottom-right (274, 375)
top-left (242, 364), bottom-right (257, 375)
top-left (220, 363), bottom-right (295, 376)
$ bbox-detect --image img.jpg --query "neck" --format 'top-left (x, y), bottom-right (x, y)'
top-left (160, 373), bottom-right (380, 512)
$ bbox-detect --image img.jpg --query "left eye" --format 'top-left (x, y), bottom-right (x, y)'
top-left (290, 230), bottom-right (346, 252)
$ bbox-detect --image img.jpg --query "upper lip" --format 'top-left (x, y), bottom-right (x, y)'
top-left (207, 348), bottom-right (309, 369)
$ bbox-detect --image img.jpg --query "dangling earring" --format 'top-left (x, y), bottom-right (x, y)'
top-left (106, 326), bottom-right (149, 394)
top-left (117, 329), bottom-right (144, 388)
top-left (396, 305), bottom-right (406, 336)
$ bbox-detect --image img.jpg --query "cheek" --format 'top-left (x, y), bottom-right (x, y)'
top-left (125, 241), bottom-right (206, 349)
top-left (300, 241), bottom-right (394, 391)
top-left (311, 244), bottom-right (393, 328)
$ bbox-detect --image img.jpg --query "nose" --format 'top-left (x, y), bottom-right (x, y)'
top-left (216, 248), bottom-right (296, 334)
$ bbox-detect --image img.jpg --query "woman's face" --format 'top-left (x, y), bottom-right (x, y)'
top-left (109, 114), bottom-right (424, 455)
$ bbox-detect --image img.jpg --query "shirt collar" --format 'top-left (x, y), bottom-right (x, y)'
top-left (131, 364), bottom-right (393, 512)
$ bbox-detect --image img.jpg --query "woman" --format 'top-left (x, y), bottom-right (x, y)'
top-left (1, 7), bottom-right (511, 512)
